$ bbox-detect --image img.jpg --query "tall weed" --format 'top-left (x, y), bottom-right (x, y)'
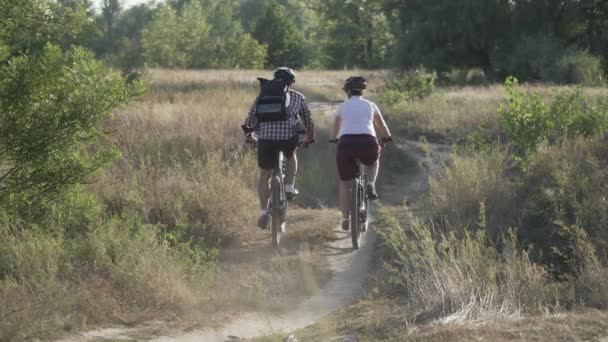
top-left (379, 210), bottom-right (551, 322)
top-left (428, 146), bottom-right (515, 239)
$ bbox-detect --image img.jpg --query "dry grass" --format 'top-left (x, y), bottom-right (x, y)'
top-left (385, 84), bottom-right (608, 144)
top-left (286, 300), bottom-right (608, 342)
top-left (427, 146), bottom-right (516, 238)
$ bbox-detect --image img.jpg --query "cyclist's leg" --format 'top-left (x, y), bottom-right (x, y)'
top-left (257, 141), bottom-right (279, 227)
top-left (282, 136), bottom-right (299, 195)
top-left (257, 169), bottom-right (273, 209)
top-left (339, 180), bottom-right (352, 219)
top-left (337, 136), bottom-right (357, 228)
top-left (359, 137), bottom-right (381, 198)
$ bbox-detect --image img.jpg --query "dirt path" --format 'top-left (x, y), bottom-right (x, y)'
top-left (153, 228), bottom-right (377, 341)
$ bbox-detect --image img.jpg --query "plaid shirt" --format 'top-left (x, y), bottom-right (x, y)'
top-left (243, 89), bottom-right (314, 141)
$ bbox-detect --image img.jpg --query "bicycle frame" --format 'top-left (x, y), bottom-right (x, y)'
top-left (269, 151), bottom-right (287, 248)
top-left (350, 159), bottom-right (369, 249)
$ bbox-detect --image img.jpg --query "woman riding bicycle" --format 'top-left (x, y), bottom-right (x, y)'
top-left (330, 76), bottom-right (392, 231)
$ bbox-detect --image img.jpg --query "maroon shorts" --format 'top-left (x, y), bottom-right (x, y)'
top-left (336, 134), bottom-right (380, 181)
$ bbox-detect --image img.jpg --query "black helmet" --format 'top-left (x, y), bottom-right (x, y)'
top-left (274, 67), bottom-right (296, 84)
top-left (343, 76), bottom-right (367, 91)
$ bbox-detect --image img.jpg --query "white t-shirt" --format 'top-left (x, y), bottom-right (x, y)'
top-left (336, 96), bottom-right (379, 138)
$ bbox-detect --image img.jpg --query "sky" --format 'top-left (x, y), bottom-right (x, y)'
top-left (92, 0), bottom-right (157, 11)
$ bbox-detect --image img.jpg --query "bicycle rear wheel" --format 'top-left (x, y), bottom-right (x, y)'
top-left (271, 174), bottom-right (283, 248)
top-left (350, 177), bottom-right (361, 249)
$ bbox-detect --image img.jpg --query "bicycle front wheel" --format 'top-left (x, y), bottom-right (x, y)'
top-left (350, 177), bottom-right (361, 249)
top-left (271, 175), bottom-right (283, 248)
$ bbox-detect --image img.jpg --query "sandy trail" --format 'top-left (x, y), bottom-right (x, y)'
top-left (154, 228), bottom-right (377, 341)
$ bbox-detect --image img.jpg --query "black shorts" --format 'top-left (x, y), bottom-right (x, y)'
top-left (257, 136), bottom-right (299, 170)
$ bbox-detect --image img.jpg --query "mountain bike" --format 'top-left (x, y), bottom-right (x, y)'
top-left (330, 137), bottom-right (392, 249)
top-left (243, 126), bottom-right (313, 249)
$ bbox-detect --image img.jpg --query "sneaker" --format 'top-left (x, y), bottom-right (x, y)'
top-left (366, 184), bottom-right (379, 200)
top-left (257, 212), bottom-right (270, 230)
top-left (341, 219), bottom-right (350, 231)
top-left (285, 188), bottom-right (299, 201)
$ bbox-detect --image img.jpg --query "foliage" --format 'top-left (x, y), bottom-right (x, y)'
top-left (0, 43), bottom-right (141, 221)
top-left (506, 36), bottom-right (605, 85)
top-left (499, 77), bottom-right (608, 157)
top-left (549, 50), bottom-right (605, 86)
top-left (378, 67), bottom-right (436, 105)
top-left (252, 2), bottom-right (306, 68)
top-left (517, 139), bottom-right (608, 276)
top-left (317, 0), bottom-right (395, 69)
top-left (439, 68), bottom-right (488, 86)
top-left (142, 1), bottom-right (267, 69)
top-left (0, 0), bottom-right (94, 56)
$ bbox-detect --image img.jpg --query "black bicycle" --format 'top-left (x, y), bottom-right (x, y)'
top-left (243, 126), bottom-right (312, 249)
top-left (350, 158), bottom-right (369, 249)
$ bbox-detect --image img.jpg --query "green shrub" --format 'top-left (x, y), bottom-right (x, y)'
top-left (499, 76), bottom-right (608, 158)
top-left (504, 35), bottom-right (604, 85)
top-left (517, 139), bottom-right (608, 275)
top-left (439, 68), bottom-right (488, 86)
top-left (379, 67), bottom-right (437, 105)
top-left (548, 51), bottom-right (605, 86)
top-left (506, 35), bottom-right (565, 82)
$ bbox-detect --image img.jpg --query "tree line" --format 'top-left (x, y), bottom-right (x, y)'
top-left (86, 0), bottom-right (608, 84)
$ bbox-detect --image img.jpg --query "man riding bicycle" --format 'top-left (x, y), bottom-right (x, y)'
top-left (330, 76), bottom-right (392, 231)
top-left (243, 67), bottom-right (315, 229)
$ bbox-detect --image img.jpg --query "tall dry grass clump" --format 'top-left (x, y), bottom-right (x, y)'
top-left (428, 146), bottom-right (516, 239)
top-left (379, 210), bottom-right (551, 323)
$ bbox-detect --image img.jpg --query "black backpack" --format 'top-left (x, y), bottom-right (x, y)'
top-left (255, 77), bottom-right (289, 122)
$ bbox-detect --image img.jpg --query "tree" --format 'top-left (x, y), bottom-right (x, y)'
top-left (102, 0), bottom-right (122, 47)
top-left (390, 0), bottom-right (512, 81)
top-left (0, 0), bottom-right (141, 221)
top-left (142, 4), bottom-right (180, 67)
top-left (253, 2), bottom-right (307, 68)
top-left (0, 0), bottom-right (94, 56)
top-left (316, 0), bottom-right (395, 68)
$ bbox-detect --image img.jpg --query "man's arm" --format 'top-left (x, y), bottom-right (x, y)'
top-left (372, 103), bottom-right (391, 138)
top-left (243, 97), bottom-right (258, 131)
top-left (299, 97), bottom-right (315, 141)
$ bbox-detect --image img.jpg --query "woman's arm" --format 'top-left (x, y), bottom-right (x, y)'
top-left (330, 114), bottom-right (341, 141)
top-left (373, 104), bottom-right (391, 138)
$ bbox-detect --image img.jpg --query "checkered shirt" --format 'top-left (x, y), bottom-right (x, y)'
top-left (243, 89), bottom-right (314, 141)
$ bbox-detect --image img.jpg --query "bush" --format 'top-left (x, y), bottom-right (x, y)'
top-left (499, 77), bottom-right (608, 157)
top-left (517, 139), bottom-right (608, 275)
top-left (548, 50), bottom-right (605, 86)
top-left (0, 43), bottom-right (141, 222)
top-left (506, 35), bottom-right (565, 82)
top-left (505, 36), bottom-right (605, 85)
top-left (439, 68), bottom-right (488, 86)
top-left (378, 67), bottom-right (437, 105)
